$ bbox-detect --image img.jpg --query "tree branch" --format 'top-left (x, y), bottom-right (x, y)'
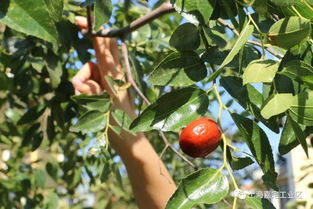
top-left (158, 131), bottom-right (197, 168)
top-left (86, 6), bottom-right (93, 35)
top-left (121, 40), bottom-right (196, 169)
top-left (217, 18), bottom-right (283, 59)
top-left (121, 41), bottom-right (150, 105)
top-left (87, 1), bottom-right (282, 59)
top-left (93, 2), bottom-right (175, 38)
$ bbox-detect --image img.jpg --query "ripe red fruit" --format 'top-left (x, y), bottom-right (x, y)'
top-left (179, 117), bottom-right (222, 158)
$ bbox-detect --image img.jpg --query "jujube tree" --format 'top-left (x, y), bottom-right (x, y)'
top-left (0, 0), bottom-right (312, 208)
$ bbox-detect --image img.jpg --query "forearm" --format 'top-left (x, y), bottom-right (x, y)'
top-left (108, 87), bottom-right (176, 208)
top-left (106, 74), bottom-right (176, 208)
top-left (109, 130), bottom-right (176, 209)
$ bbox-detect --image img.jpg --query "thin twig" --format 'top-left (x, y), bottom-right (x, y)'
top-left (121, 40), bottom-right (151, 105)
top-left (91, 2), bottom-right (175, 38)
top-left (160, 144), bottom-right (169, 159)
top-left (217, 18), bottom-right (283, 59)
top-left (245, 9), bottom-right (266, 58)
top-left (247, 40), bottom-right (282, 59)
top-left (159, 131), bottom-right (197, 168)
top-left (218, 18), bottom-right (239, 36)
top-left (86, 6), bottom-right (93, 35)
top-left (121, 40), bottom-right (196, 169)
top-left (223, 199), bottom-right (233, 207)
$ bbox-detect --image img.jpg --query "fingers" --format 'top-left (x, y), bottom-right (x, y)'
top-left (75, 16), bottom-right (88, 29)
top-left (72, 62), bottom-right (105, 95)
top-left (74, 80), bottom-right (103, 95)
top-left (72, 62), bottom-right (95, 84)
top-left (74, 16), bottom-right (122, 79)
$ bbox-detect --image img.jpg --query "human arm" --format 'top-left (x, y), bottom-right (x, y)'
top-left (72, 17), bottom-right (176, 209)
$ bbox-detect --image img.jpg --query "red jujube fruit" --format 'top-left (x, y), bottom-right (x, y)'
top-left (179, 117), bottom-right (222, 158)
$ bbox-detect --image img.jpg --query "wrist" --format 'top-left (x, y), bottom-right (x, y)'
top-left (108, 129), bottom-right (149, 160)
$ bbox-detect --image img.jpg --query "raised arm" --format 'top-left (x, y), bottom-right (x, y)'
top-left (72, 16), bottom-right (176, 209)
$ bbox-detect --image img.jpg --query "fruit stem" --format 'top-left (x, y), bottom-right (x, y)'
top-left (104, 110), bottom-right (111, 150)
top-left (213, 84), bottom-right (223, 125)
top-left (245, 9), bottom-right (266, 59)
top-left (291, 5), bottom-right (304, 18)
top-left (214, 85), bottom-right (239, 209)
top-left (223, 135), bottom-right (239, 209)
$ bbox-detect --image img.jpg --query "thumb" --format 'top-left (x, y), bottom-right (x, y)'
top-left (75, 16), bottom-right (88, 30)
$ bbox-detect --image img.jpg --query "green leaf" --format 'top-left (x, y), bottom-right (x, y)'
top-left (104, 75), bottom-right (118, 96)
top-left (71, 168), bottom-right (82, 187)
top-left (244, 196), bottom-right (276, 209)
top-left (100, 163), bottom-right (111, 183)
top-left (70, 110), bottom-right (106, 133)
top-left (114, 164), bottom-right (124, 190)
top-left (202, 26), bottom-right (228, 48)
top-left (169, 23), bottom-right (200, 51)
top-left (22, 123), bottom-right (40, 147)
top-left (268, 17), bottom-right (311, 49)
top-left (71, 93), bottom-right (111, 112)
top-left (111, 109), bottom-right (135, 135)
top-left (0, 70), bottom-right (11, 90)
top-left (278, 117), bottom-right (300, 155)
top-left (45, 0), bottom-right (63, 22)
top-left (252, 0), bottom-right (269, 14)
top-left (130, 87), bottom-right (209, 132)
top-left (110, 125), bottom-right (122, 135)
top-left (293, 2), bottom-right (313, 20)
top-left (282, 2), bottom-right (313, 20)
top-left (44, 192), bottom-right (59, 209)
top-left (202, 45), bottom-right (261, 68)
top-left (231, 113), bottom-right (278, 190)
top-left (219, 24), bottom-right (254, 69)
top-left (289, 91), bottom-right (313, 125)
top-left (165, 168), bottom-right (229, 209)
top-left (279, 60), bottom-right (313, 89)
top-left (18, 104), bottom-right (46, 125)
top-left (201, 47), bottom-right (229, 65)
top-left (171, 0), bottom-right (216, 25)
top-left (269, 0), bottom-right (297, 6)
top-left (0, 0), bottom-right (58, 45)
top-left (220, 76), bottom-right (280, 133)
top-left (261, 93), bottom-right (295, 119)
top-left (46, 162), bottom-right (58, 181)
top-left (243, 60), bottom-right (279, 85)
top-left (46, 116), bottom-right (55, 142)
top-left (94, 0), bottom-right (112, 31)
top-left (148, 51), bottom-right (207, 87)
top-left (45, 52), bottom-right (62, 88)
top-left (208, 24), bottom-right (254, 81)
top-left (32, 134), bottom-right (44, 151)
top-left (28, 56), bottom-right (45, 73)
top-left (34, 169), bottom-right (46, 188)
top-left (0, 179), bottom-right (17, 190)
top-left (288, 115), bottom-right (309, 157)
top-left (229, 155), bottom-right (254, 170)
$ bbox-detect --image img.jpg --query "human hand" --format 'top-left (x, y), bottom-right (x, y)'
top-left (72, 61), bottom-right (105, 95)
top-left (72, 16), bottom-right (123, 93)
top-left (72, 16), bottom-right (135, 118)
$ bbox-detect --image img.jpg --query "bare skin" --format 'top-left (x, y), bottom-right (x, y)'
top-left (72, 16), bottom-right (176, 209)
